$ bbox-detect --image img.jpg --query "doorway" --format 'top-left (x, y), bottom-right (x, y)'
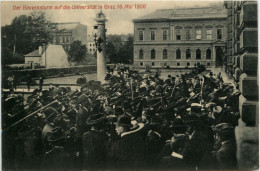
top-left (215, 47), bottom-right (224, 67)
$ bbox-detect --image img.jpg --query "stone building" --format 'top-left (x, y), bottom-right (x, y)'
top-left (133, 4), bottom-right (227, 68)
top-left (51, 22), bottom-right (88, 52)
top-left (224, 1), bottom-right (258, 170)
top-left (87, 35), bottom-right (96, 55)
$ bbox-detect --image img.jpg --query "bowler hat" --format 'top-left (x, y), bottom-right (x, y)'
top-left (116, 115), bottom-right (132, 128)
top-left (213, 123), bottom-right (233, 133)
top-left (86, 114), bottom-right (106, 126)
top-left (44, 107), bottom-right (58, 121)
top-left (78, 94), bottom-right (88, 104)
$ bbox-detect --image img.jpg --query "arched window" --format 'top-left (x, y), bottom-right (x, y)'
top-left (139, 49), bottom-right (144, 59)
top-left (196, 49), bottom-right (201, 59)
top-left (176, 49), bottom-right (181, 59)
top-left (163, 49), bottom-right (167, 59)
top-left (186, 49), bottom-right (191, 59)
top-left (206, 49), bottom-right (211, 59)
top-left (151, 49), bottom-right (155, 59)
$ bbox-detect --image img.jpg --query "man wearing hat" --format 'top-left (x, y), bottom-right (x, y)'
top-left (111, 115), bottom-right (145, 169)
top-left (42, 107), bottom-right (58, 152)
top-left (182, 103), bottom-right (215, 170)
top-left (76, 94), bottom-right (89, 135)
top-left (82, 114), bottom-right (108, 169)
top-left (213, 123), bottom-right (237, 169)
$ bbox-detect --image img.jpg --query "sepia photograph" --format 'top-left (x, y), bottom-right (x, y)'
top-left (1, 0), bottom-right (258, 170)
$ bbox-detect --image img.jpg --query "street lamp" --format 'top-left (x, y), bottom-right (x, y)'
top-left (92, 25), bottom-right (103, 52)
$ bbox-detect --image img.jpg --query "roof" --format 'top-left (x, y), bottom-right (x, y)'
top-left (134, 5), bottom-right (227, 22)
top-left (54, 22), bottom-right (87, 31)
top-left (24, 50), bottom-right (41, 57)
top-left (24, 46), bottom-right (46, 57)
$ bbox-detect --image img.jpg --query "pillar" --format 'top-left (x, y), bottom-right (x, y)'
top-left (95, 11), bottom-right (107, 83)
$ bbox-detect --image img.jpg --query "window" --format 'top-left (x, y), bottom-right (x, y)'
top-left (186, 30), bottom-right (191, 40)
top-left (207, 62), bottom-right (211, 66)
top-left (196, 49), bottom-right (201, 59)
top-left (151, 30), bottom-right (156, 40)
top-left (186, 49), bottom-right (191, 59)
top-left (140, 62), bottom-right (143, 66)
top-left (196, 30), bottom-right (201, 40)
top-left (163, 49), bottom-right (168, 59)
top-left (176, 49), bottom-right (181, 59)
top-left (176, 29), bottom-right (181, 40)
top-left (66, 37), bottom-right (69, 43)
top-left (187, 62), bottom-right (190, 66)
top-left (217, 29), bottom-right (222, 40)
top-left (90, 44), bottom-right (92, 46)
top-left (163, 30), bottom-right (168, 40)
top-left (151, 49), bottom-right (156, 59)
top-left (62, 37), bottom-right (65, 43)
top-left (206, 49), bottom-right (211, 59)
top-left (90, 49), bottom-right (92, 52)
top-left (177, 62), bottom-right (180, 66)
top-left (139, 49), bottom-right (144, 59)
top-left (152, 62), bottom-right (155, 66)
top-left (207, 29), bottom-right (212, 39)
top-left (139, 30), bottom-right (144, 41)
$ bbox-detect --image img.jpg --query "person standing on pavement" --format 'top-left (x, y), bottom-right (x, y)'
top-left (39, 76), bottom-right (44, 91)
top-left (26, 75), bottom-right (32, 91)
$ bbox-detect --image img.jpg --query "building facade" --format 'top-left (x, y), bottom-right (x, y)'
top-left (133, 5), bottom-right (227, 68)
top-left (224, 1), bottom-right (258, 170)
top-left (87, 35), bottom-right (96, 55)
top-left (51, 22), bottom-right (88, 52)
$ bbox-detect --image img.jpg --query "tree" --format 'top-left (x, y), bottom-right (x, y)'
top-left (68, 41), bottom-right (87, 63)
top-left (106, 41), bottom-right (117, 63)
top-left (24, 11), bottom-right (54, 51)
top-left (1, 12), bottom-right (54, 66)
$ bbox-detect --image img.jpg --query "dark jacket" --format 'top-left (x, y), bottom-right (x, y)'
top-left (112, 130), bottom-right (146, 169)
top-left (82, 130), bottom-right (108, 169)
top-left (182, 128), bottom-right (214, 169)
top-left (216, 140), bottom-right (237, 169)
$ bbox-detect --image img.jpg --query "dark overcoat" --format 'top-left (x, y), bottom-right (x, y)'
top-left (82, 130), bottom-right (108, 169)
top-left (112, 130), bottom-right (146, 169)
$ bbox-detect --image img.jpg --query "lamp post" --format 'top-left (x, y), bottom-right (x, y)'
top-left (94, 11), bottom-right (107, 83)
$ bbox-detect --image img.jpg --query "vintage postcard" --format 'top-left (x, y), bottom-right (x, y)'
top-left (1, 1), bottom-right (258, 170)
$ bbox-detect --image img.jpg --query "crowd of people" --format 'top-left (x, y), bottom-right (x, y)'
top-left (2, 65), bottom-right (240, 170)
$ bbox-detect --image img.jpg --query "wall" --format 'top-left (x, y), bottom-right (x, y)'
top-left (225, 1), bottom-right (258, 170)
top-left (24, 57), bottom-right (41, 64)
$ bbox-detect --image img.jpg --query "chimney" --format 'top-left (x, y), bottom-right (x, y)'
top-left (39, 46), bottom-right (43, 55)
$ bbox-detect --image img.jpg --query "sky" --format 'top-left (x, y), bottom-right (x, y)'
top-left (1, 1), bottom-right (225, 35)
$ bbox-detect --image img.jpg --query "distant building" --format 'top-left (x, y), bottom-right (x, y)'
top-left (87, 35), bottom-right (96, 55)
top-left (24, 44), bottom-right (69, 68)
top-left (51, 22), bottom-right (88, 51)
top-left (133, 4), bottom-right (227, 68)
top-left (120, 34), bottom-right (134, 45)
